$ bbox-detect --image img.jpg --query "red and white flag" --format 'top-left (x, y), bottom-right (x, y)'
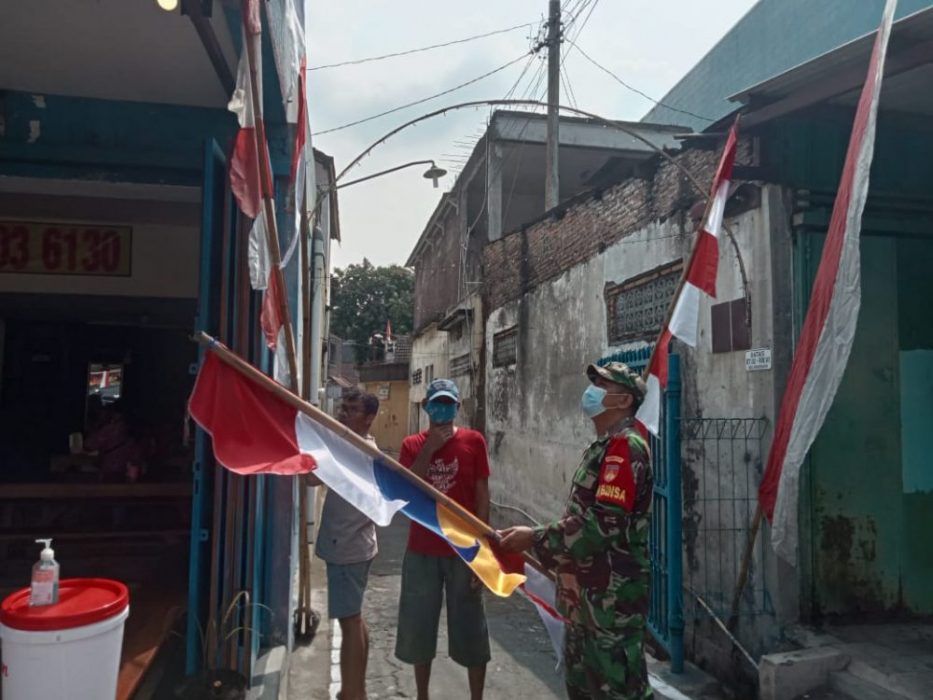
top-left (266, 0), bottom-right (315, 269)
top-left (228, 5), bottom-right (276, 297)
top-left (759, 0), bottom-right (897, 562)
top-left (636, 123), bottom-right (738, 435)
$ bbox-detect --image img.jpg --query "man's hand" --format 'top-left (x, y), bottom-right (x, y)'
top-left (497, 526), bottom-right (536, 553)
top-left (424, 423), bottom-right (454, 454)
top-left (412, 424), bottom-right (454, 478)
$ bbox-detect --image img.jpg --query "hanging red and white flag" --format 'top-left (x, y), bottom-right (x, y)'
top-left (266, 0), bottom-right (315, 269)
top-left (759, 0), bottom-right (897, 562)
top-left (228, 4), bottom-right (274, 295)
top-left (228, 1), bottom-right (267, 223)
top-left (228, 0), bottom-right (294, 388)
top-left (636, 123), bottom-right (738, 435)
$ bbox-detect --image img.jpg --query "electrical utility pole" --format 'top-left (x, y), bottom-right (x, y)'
top-left (545, 0), bottom-right (561, 210)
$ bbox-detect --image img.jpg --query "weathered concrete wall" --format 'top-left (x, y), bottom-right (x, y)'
top-left (446, 294), bottom-right (485, 431)
top-left (409, 325), bottom-right (448, 433)
top-left (408, 294), bottom-right (484, 434)
top-left (411, 206), bottom-right (462, 332)
top-left (678, 185), bottom-right (793, 668)
top-left (484, 170), bottom-right (795, 668)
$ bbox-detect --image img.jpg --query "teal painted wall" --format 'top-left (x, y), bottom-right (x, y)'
top-left (795, 232), bottom-right (933, 617)
top-left (780, 108), bottom-right (933, 617)
top-left (762, 110), bottom-right (933, 198)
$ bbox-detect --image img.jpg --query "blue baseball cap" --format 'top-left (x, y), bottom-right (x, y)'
top-left (425, 378), bottom-right (460, 402)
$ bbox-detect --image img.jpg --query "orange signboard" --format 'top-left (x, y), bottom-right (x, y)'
top-left (0, 220), bottom-right (132, 276)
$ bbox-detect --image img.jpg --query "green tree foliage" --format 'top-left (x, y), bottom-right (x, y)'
top-left (330, 259), bottom-right (414, 363)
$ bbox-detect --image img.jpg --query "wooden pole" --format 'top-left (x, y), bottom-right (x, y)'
top-left (727, 503), bottom-right (764, 632)
top-left (296, 180), bottom-right (314, 636)
top-left (242, 27), bottom-right (299, 389)
top-left (195, 332), bottom-right (550, 578)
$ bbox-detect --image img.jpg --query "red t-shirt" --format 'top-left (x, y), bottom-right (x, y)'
top-left (398, 428), bottom-right (491, 556)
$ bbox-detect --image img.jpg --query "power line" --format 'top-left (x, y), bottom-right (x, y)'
top-left (313, 53), bottom-right (531, 137)
top-left (560, 62), bottom-right (578, 109)
top-left (567, 39), bottom-right (715, 123)
top-left (309, 21), bottom-right (536, 71)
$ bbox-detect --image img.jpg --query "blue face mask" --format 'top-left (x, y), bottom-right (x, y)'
top-left (581, 385), bottom-right (607, 418)
top-left (425, 400), bottom-right (458, 425)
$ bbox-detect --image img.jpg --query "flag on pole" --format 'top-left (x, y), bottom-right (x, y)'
top-left (188, 348), bottom-right (525, 597)
top-left (265, 0), bottom-right (315, 269)
top-left (759, 0), bottom-right (897, 562)
top-left (228, 29), bottom-right (264, 223)
top-left (228, 3), bottom-right (284, 351)
top-left (636, 123), bottom-right (738, 435)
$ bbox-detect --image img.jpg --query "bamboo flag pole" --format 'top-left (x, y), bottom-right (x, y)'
top-left (296, 179), bottom-right (314, 636)
top-left (727, 504), bottom-right (763, 632)
top-left (242, 21), bottom-right (299, 389)
top-left (195, 332), bottom-right (550, 579)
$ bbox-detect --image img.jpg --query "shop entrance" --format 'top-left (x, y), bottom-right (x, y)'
top-left (0, 181), bottom-right (202, 695)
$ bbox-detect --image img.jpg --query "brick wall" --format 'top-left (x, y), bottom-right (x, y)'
top-left (412, 207), bottom-right (463, 331)
top-left (483, 139), bottom-right (751, 311)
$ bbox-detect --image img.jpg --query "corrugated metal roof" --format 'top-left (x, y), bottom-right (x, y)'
top-left (730, 6), bottom-right (933, 104)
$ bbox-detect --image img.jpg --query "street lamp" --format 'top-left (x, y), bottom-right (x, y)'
top-left (423, 163), bottom-right (447, 189)
top-left (335, 160), bottom-right (447, 190)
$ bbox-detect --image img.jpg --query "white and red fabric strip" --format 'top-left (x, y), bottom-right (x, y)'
top-left (520, 564), bottom-right (566, 666)
top-left (637, 125), bottom-right (738, 435)
top-left (759, 0), bottom-right (897, 563)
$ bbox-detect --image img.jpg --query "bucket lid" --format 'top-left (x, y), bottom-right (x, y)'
top-left (1, 578), bottom-right (129, 631)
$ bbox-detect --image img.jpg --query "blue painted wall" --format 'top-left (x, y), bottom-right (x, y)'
top-left (643, 0), bottom-right (933, 130)
top-left (0, 90), bottom-right (292, 184)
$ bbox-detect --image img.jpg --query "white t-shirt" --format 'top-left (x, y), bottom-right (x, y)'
top-left (313, 435), bottom-right (378, 565)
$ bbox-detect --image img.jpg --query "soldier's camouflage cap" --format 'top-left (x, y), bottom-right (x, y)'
top-left (586, 361), bottom-right (647, 404)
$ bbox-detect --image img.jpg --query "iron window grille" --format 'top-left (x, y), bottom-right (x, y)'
top-left (605, 260), bottom-right (683, 343)
top-left (492, 327), bottom-right (518, 367)
top-left (450, 353), bottom-right (471, 376)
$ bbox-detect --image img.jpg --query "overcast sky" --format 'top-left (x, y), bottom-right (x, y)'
top-left (308, 0), bottom-right (756, 270)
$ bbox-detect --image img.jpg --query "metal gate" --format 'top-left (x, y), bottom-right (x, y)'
top-left (596, 349), bottom-right (684, 672)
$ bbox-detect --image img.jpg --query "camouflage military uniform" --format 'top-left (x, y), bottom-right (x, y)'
top-left (532, 416), bottom-right (653, 700)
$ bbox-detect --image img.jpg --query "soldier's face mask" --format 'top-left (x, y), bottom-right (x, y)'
top-left (582, 385), bottom-right (633, 419)
top-left (581, 385), bottom-right (608, 418)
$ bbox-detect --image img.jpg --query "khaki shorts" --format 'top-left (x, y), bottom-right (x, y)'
top-left (394, 550), bottom-right (491, 668)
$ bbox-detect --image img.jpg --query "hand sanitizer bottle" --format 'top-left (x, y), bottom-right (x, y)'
top-left (29, 538), bottom-right (59, 606)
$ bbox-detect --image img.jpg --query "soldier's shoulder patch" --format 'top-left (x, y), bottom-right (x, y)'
top-left (596, 437), bottom-right (636, 510)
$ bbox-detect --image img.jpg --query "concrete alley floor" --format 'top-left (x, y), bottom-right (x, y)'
top-left (287, 516), bottom-right (717, 700)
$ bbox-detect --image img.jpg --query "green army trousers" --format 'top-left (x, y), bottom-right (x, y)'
top-left (563, 620), bottom-right (653, 700)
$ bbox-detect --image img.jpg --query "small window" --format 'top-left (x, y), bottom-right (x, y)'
top-left (493, 327), bottom-right (518, 367)
top-left (711, 298), bottom-right (751, 353)
top-left (425, 364), bottom-right (434, 384)
top-left (605, 261), bottom-right (683, 343)
top-left (450, 353), bottom-right (471, 376)
top-left (411, 368), bottom-right (423, 385)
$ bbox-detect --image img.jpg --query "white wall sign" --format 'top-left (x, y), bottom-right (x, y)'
top-left (745, 348), bottom-right (772, 372)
